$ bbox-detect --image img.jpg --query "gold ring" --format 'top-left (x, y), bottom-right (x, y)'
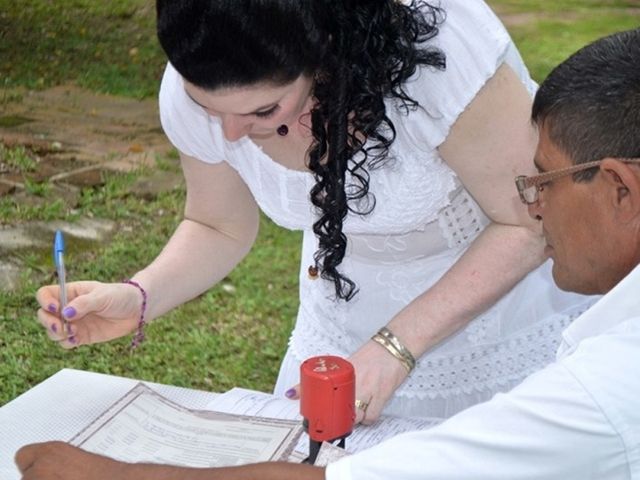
top-left (354, 398), bottom-right (369, 412)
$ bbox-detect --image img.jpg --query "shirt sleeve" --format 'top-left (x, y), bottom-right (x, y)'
top-left (399, 0), bottom-right (534, 151)
top-left (326, 359), bottom-right (624, 480)
top-left (158, 62), bottom-right (227, 164)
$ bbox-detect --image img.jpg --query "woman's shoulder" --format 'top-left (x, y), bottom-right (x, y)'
top-left (429, 0), bottom-right (513, 81)
top-left (436, 0), bottom-right (533, 81)
top-left (395, 0), bottom-right (532, 149)
top-left (158, 62), bottom-right (227, 164)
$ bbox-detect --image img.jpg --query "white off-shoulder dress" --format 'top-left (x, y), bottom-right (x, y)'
top-left (158, 0), bottom-right (596, 418)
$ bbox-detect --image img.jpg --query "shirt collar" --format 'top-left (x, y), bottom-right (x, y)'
top-left (557, 263), bottom-right (640, 359)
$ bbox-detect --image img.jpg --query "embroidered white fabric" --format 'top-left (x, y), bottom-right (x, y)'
top-left (158, 0), bottom-right (597, 418)
top-left (438, 184), bottom-right (487, 249)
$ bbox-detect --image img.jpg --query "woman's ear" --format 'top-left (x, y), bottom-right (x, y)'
top-left (600, 158), bottom-right (640, 223)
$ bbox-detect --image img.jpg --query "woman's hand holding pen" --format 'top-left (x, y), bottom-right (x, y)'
top-left (36, 281), bottom-right (143, 348)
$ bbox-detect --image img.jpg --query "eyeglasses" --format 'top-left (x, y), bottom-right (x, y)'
top-left (515, 157), bottom-right (640, 205)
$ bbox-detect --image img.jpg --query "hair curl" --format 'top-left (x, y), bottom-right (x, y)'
top-left (157, 0), bottom-right (445, 300)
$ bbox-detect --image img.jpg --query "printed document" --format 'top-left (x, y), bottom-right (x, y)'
top-left (206, 387), bottom-right (443, 455)
top-left (70, 383), bottom-right (302, 467)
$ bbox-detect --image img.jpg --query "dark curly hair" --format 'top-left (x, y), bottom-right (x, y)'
top-left (156, 0), bottom-right (446, 300)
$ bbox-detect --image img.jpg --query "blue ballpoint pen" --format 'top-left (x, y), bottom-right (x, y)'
top-left (53, 230), bottom-right (68, 335)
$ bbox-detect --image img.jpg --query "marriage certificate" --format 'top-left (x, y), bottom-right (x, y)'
top-left (70, 383), bottom-right (302, 467)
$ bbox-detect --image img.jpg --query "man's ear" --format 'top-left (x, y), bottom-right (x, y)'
top-left (600, 158), bottom-right (640, 223)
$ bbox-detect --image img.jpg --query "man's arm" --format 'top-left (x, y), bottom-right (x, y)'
top-left (15, 442), bottom-right (325, 480)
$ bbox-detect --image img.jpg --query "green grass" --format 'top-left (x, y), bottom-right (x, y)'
top-left (0, 163), bottom-right (301, 404)
top-left (0, 144), bottom-right (37, 172)
top-left (486, 0), bottom-right (639, 13)
top-left (0, 145), bottom-right (300, 403)
top-left (0, 0), bottom-right (164, 97)
top-left (506, 13), bottom-right (640, 82)
top-left (488, 0), bottom-right (639, 14)
top-left (1, 0), bottom-right (639, 406)
top-left (486, 0), bottom-right (640, 82)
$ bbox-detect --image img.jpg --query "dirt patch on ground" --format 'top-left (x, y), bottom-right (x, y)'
top-left (0, 85), bottom-right (172, 195)
top-left (494, 6), bottom-right (640, 27)
top-left (0, 85), bottom-right (181, 290)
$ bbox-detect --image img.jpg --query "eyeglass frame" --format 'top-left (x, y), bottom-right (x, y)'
top-left (515, 157), bottom-right (640, 205)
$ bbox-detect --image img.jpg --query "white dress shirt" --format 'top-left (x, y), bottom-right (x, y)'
top-left (326, 265), bottom-right (640, 479)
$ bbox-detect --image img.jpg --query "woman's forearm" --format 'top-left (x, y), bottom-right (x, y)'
top-left (387, 222), bottom-right (546, 357)
top-left (131, 216), bottom-right (258, 322)
top-left (128, 153), bottom-right (261, 323)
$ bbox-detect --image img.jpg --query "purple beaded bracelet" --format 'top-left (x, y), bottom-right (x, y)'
top-left (124, 279), bottom-right (147, 349)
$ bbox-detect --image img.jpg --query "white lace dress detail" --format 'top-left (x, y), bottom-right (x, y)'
top-left (158, 0), bottom-right (597, 418)
top-left (438, 184), bottom-right (487, 248)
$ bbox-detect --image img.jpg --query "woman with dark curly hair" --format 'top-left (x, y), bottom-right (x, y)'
top-left (36, 0), bottom-right (594, 422)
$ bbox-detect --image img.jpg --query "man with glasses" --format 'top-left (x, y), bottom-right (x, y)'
top-left (16, 27), bottom-right (640, 480)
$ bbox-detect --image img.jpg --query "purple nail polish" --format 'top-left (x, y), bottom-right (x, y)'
top-left (62, 306), bottom-right (76, 318)
top-left (68, 336), bottom-right (77, 345)
top-left (50, 324), bottom-right (58, 333)
top-left (285, 388), bottom-right (296, 399)
top-left (47, 304), bottom-right (57, 313)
